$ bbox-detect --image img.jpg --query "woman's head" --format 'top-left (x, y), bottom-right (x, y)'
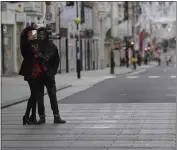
top-left (20, 26), bottom-right (36, 50)
top-left (21, 26), bottom-right (36, 42)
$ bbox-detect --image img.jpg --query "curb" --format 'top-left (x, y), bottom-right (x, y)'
top-left (1, 84), bottom-right (72, 109)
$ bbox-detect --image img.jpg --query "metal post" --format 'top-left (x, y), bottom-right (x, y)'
top-left (1, 24), bottom-right (5, 74)
top-left (58, 7), bottom-right (62, 73)
top-left (132, 2), bottom-right (136, 70)
top-left (176, 2), bottom-right (177, 149)
top-left (125, 2), bottom-right (129, 68)
top-left (110, 50), bottom-right (115, 74)
top-left (76, 1), bottom-right (81, 78)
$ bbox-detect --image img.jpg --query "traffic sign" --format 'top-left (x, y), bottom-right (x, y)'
top-left (45, 12), bottom-right (52, 20)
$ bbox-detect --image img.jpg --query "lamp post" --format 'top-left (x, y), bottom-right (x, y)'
top-left (176, 2), bottom-right (177, 147)
top-left (125, 2), bottom-right (129, 68)
top-left (56, 5), bottom-right (62, 73)
top-left (74, 2), bottom-right (81, 78)
top-left (132, 2), bottom-right (136, 70)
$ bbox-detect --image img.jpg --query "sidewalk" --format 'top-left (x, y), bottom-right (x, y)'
top-left (2, 65), bottom-right (156, 108)
top-left (2, 103), bottom-right (175, 149)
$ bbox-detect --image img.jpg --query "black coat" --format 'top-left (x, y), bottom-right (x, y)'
top-left (19, 27), bottom-right (37, 77)
top-left (37, 27), bottom-right (60, 78)
top-left (40, 40), bottom-right (60, 78)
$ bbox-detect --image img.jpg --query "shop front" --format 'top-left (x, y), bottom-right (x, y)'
top-left (2, 25), bottom-right (15, 75)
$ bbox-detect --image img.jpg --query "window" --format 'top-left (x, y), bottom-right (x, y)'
top-left (84, 6), bottom-right (92, 29)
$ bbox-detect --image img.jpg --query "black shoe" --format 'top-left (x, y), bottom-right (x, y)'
top-left (29, 115), bottom-right (37, 124)
top-left (36, 116), bottom-right (46, 124)
top-left (54, 116), bottom-right (66, 124)
top-left (23, 115), bottom-right (34, 125)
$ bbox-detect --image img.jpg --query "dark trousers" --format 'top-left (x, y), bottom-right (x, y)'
top-left (25, 80), bottom-right (38, 117)
top-left (38, 75), bottom-right (59, 117)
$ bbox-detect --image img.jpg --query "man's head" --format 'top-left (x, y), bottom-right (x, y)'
top-left (37, 27), bottom-right (49, 41)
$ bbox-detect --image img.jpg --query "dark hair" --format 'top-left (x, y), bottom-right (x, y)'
top-left (20, 26), bottom-right (36, 51)
top-left (37, 27), bottom-right (49, 40)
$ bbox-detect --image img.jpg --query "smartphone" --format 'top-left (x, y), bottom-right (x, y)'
top-left (32, 30), bottom-right (37, 35)
top-left (32, 30), bottom-right (37, 39)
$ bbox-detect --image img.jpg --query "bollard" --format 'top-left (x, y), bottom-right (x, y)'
top-left (110, 50), bottom-right (115, 74)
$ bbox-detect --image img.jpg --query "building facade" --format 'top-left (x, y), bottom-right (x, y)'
top-left (53, 1), bottom-right (99, 73)
top-left (1, 2), bottom-right (26, 75)
top-left (2, 2), bottom-right (144, 76)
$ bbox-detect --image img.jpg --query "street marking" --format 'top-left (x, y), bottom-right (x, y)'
top-left (166, 94), bottom-right (176, 97)
top-left (148, 76), bottom-right (160, 79)
top-left (126, 76), bottom-right (139, 79)
top-left (120, 93), bottom-right (126, 96)
top-left (170, 76), bottom-right (176, 78)
top-left (104, 76), bottom-right (116, 79)
top-left (168, 87), bottom-right (176, 90)
top-left (129, 69), bottom-right (146, 75)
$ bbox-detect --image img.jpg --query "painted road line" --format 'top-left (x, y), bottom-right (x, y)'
top-left (168, 87), bottom-right (176, 90)
top-left (126, 76), bottom-right (139, 79)
top-left (104, 76), bottom-right (116, 79)
top-left (170, 76), bottom-right (176, 78)
top-left (129, 69), bottom-right (146, 75)
top-left (166, 94), bottom-right (176, 97)
top-left (148, 76), bottom-right (160, 79)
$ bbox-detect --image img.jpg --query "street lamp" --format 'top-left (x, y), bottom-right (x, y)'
top-left (75, 2), bottom-right (81, 79)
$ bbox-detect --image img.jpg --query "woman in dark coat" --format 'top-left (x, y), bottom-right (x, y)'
top-left (19, 26), bottom-right (41, 125)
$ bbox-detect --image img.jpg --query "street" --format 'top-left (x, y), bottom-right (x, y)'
top-left (2, 62), bottom-right (176, 150)
top-left (59, 64), bottom-right (176, 104)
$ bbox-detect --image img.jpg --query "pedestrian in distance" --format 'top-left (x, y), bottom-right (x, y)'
top-left (35, 27), bottom-right (66, 124)
top-left (19, 26), bottom-right (41, 125)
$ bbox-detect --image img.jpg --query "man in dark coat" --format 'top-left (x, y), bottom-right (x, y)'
top-left (36, 27), bottom-right (66, 124)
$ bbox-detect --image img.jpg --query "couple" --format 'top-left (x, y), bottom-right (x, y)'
top-left (19, 26), bottom-right (66, 125)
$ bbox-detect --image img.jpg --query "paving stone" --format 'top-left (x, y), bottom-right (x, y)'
top-left (84, 129), bottom-right (122, 135)
top-left (2, 129), bottom-right (69, 135)
top-left (2, 103), bottom-right (176, 149)
top-left (117, 135), bottom-right (139, 141)
top-left (137, 135), bottom-right (175, 141)
top-left (68, 141), bottom-right (113, 148)
top-left (139, 129), bottom-right (175, 134)
top-left (120, 129), bottom-right (140, 135)
top-left (125, 148), bottom-right (175, 150)
top-left (125, 124), bottom-right (143, 129)
top-left (111, 141), bottom-right (134, 148)
top-left (142, 124), bottom-right (175, 129)
top-left (3, 141), bottom-right (71, 148)
top-left (133, 141), bottom-right (175, 148)
top-left (77, 135), bottom-right (117, 141)
top-left (42, 148), bottom-right (107, 150)
top-left (2, 135), bottom-right (59, 141)
top-left (2, 148), bottom-right (42, 150)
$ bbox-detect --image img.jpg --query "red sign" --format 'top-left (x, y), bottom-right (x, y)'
top-left (156, 50), bottom-right (161, 53)
top-left (115, 44), bottom-right (120, 49)
top-left (130, 42), bottom-right (134, 45)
